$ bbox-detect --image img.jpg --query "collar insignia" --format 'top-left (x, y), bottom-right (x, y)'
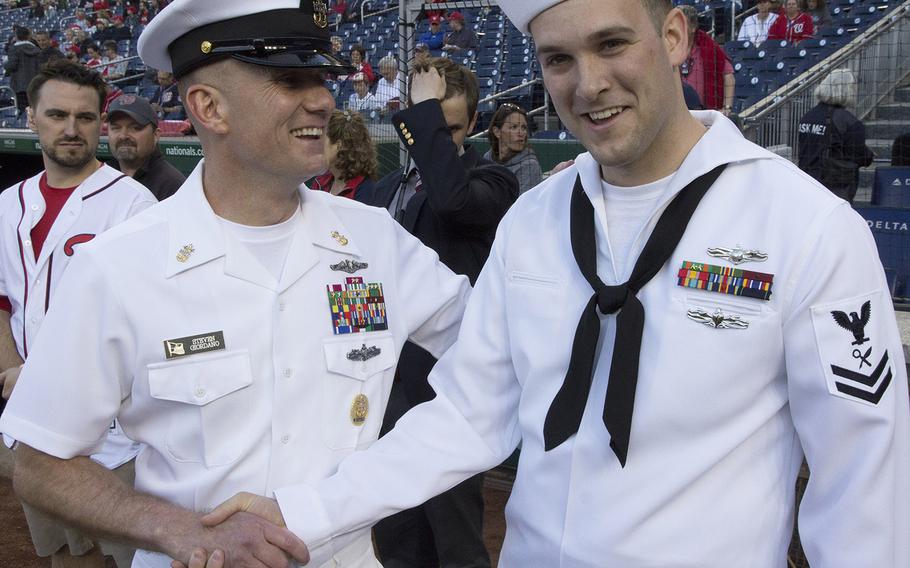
top-left (686, 307), bottom-right (750, 329)
top-left (330, 230), bottom-right (349, 246)
top-left (176, 244), bottom-right (195, 263)
top-left (331, 259), bottom-right (368, 274)
top-left (706, 245), bottom-right (768, 265)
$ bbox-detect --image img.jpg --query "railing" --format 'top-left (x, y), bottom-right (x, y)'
top-left (467, 77), bottom-right (545, 140)
top-left (741, 2), bottom-right (910, 156)
top-left (361, 2), bottom-right (399, 24)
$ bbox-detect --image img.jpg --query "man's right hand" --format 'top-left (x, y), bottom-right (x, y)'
top-left (172, 510), bottom-right (309, 568)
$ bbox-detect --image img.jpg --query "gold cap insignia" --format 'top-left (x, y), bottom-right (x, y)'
top-left (176, 244), bottom-right (195, 263)
top-left (313, 0), bottom-right (328, 28)
top-left (200, 41), bottom-right (213, 54)
top-left (330, 231), bottom-right (349, 246)
top-left (350, 393), bottom-right (369, 426)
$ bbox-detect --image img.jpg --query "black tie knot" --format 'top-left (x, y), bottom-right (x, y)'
top-left (595, 283), bottom-right (630, 315)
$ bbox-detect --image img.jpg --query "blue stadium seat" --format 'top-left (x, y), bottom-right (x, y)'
top-left (872, 167), bottom-right (910, 208)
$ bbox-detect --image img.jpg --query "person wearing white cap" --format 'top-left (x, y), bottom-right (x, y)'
top-left (0, 1), bottom-right (473, 567)
top-left (201, 0), bottom-right (909, 566)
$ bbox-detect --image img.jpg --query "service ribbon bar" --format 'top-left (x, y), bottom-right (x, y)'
top-left (327, 276), bottom-right (389, 335)
top-left (677, 261), bottom-right (773, 301)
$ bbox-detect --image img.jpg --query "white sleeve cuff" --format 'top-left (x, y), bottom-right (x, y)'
top-left (274, 483), bottom-right (337, 567)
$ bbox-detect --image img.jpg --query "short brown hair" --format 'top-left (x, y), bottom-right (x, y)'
top-left (326, 110), bottom-right (377, 181)
top-left (27, 58), bottom-right (107, 113)
top-left (643, 0), bottom-right (673, 30)
top-left (408, 57), bottom-right (479, 118)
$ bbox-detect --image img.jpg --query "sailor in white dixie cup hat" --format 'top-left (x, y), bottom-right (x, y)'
top-left (0, 0), bottom-right (473, 567)
top-left (195, 0), bottom-right (909, 566)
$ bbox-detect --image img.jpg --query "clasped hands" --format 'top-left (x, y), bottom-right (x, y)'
top-left (171, 492), bottom-right (307, 568)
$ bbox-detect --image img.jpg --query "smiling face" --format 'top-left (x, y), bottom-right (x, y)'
top-left (786, 0), bottom-right (800, 17)
top-left (28, 79), bottom-right (102, 171)
top-left (219, 64), bottom-right (335, 182)
top-left (531, 0), bottom-right (691, 184)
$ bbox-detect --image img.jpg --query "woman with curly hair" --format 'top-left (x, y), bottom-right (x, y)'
top-left (311, 110), bottom-right (377, 200)
top-left (484, 103), bottom-right (542, 194)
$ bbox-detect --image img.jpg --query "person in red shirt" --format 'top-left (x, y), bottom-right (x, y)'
top-left (769, 0), bottom-right (814, 44)
top-left (310, 110), bottom-right (376, 200)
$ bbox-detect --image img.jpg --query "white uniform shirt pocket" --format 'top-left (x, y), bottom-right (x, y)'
top-left (321, 334), bottom-right (396, 450)
top-left (147, 349), bottom-right (253, 467)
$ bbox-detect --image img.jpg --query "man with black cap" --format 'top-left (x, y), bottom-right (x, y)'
top-left (200, 1), bottom-right (909, 567)
top-left (107, 95), bottom-right (186, 201)
top-left (0, 1), bottom-right (472, 567)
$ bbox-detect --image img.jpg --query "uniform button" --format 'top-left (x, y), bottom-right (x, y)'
top-left (30, 204), bottom-right (39, 211)
top-left (194, 388), bottom-right (206, 398)
top-left (278, 301), bottom-right (286, 312)
top-left (281, 435), bottom-right (290, 444)
top-left (35, 280), bottom-right (40, 286)
top-left (408, 139), bottom-right (415, 146)
top-left (24, 240), bottom-right (31, 247)
top-left (398, 122), bottom-right (406, 130)
top-left (283, 368), bottom-right (293, 378)
top-left (30, 317), bottom-right (37, 324)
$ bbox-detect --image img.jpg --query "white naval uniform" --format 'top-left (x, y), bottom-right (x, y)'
top-left (0, 164), bottom-right (155, 468)
top-left (274, 112), bottom-right (910, 567)
top-left (0, 160), bottom-right (472, 568)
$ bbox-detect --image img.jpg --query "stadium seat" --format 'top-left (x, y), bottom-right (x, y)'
top-left (872, 167), bottom-right (910, 208)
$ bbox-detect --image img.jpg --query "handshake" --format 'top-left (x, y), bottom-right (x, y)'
top-left (170, 492), bottom-right (307, 568)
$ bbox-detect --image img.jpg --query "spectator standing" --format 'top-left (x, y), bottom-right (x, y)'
top-left (0, 58), bottom-right (153, 568)
top-left (310, 110), bottom-right (376, 200)
top-left (373, 55), bottom-right (402, 113)
top-left (149, 69), bottom-right (184, 119)
top-left (892, 132), bottom-right (910, 166)
top-left (442, 11), bottom-right (477, 53)
top-left (4, 27), bottom-right (40, 115)
top-left (805, 0), bottom-right (832, 33)
top-left (348, 43), bottom-right (374, 84)
top-left (797, 68), bottom-right (873, 203)
top-left (737, 0), bottom-right (778, 45)
top-left (347, 72), bottom-right (380, 111)
top-left (485, 102), bottom-right (542, 194)
top-left (769, 0), bottom-right (814, 43)
top-left (93, 18), bottom-right (114, 42)
top-left (419, 14), bottom-right (445, 50)
top-left (34, 31), bottom-right (64, 66)
top-left (28, 0), bottom-right (44, 17)
top-left (106, 95), bottom-right (186, 200)
top-left (360, 57), bottom-right (518, 568)
top-left (680, 5), bottom-right (735, 113)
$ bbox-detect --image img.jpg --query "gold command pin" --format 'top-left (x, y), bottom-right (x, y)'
top-left (350, 393), bottom-right (369, 426)
top-left (200, 40), bottom-right (213, 54)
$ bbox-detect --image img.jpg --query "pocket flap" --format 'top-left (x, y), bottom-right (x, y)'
top-left (148, 350), bottom-right (253, 406)
top-left (323, 335), bottom-right (397, 381)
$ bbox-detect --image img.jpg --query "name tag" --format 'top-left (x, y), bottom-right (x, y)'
top-left (163, 331), bottom-right (226, 360)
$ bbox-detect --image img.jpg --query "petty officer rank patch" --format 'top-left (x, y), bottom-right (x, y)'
top-left (327, 276), bottom-right (389, 335)
top-left (811, 290), bottom-right (896, 406)
top-left (677, 261), bottom-right (773, 301)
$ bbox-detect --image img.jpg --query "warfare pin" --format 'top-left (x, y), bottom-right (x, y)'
top-left (706, 244), bottom-right (768, 265)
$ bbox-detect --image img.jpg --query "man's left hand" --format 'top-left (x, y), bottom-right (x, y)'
top-left (202, 492), bottom-right (287, 528)
top-left (0, 365), bottom-right (22, 400)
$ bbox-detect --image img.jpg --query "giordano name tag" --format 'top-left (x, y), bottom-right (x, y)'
top-left (163, 331), bottom-right (226, 360)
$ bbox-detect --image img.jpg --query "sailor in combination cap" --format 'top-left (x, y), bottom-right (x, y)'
top-left (1, 1), bottom-right (473, 567)
top-left (196, 0), bottom-right (909, 567)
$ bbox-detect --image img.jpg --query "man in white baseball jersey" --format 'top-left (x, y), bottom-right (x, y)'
top-left (0, 58), bottom-right (155, 567)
